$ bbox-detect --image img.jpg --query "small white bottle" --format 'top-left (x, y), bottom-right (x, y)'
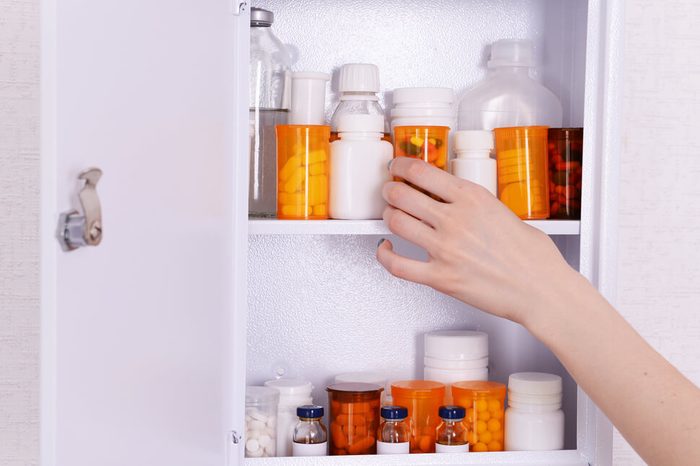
top-left (450, 131), bottom-right (497, 196)
top-left (329, 114), bottom-right (393, 219)
top-left (330, 63), bottom-right (384, 134)
top-left (505, 372), bottom-right (565, 451)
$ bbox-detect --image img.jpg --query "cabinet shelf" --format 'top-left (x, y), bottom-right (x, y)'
top-left (245, 450), bottom-right (586, 466)
top-left (248, 219), bottom-right (580, 236)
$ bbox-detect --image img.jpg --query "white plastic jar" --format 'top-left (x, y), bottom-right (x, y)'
top-left (389, 87), bottom-right (456, 131)
top-left (423, 330), bottom-right (489, 384)
top-left (505, 372), bottom-right (565, 451)
top-left (264, 378), bottom-right (314, 457)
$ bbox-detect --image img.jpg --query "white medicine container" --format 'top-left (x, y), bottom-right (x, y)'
top-left (40, 1), bottom-right (623, 466)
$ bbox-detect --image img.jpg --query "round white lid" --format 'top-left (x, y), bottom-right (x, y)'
top-left (264, 378), bottom-right (313, 396)
top-left (337, 114), bottom-right (385, 133)
top-left (392, 87), bottom-right (454, 105)
top-left (338, 63), bottom-right (380, 93)
top-left (454, 130), bottom-right (494, 152)
top-left (292, 71), bottom-right (331, 81)
top-left (488, 39), bottom-right (535, 68)
top-left (508, 372), bottom-right (562, 396)
top-left (424, 330), bottom-right (489, 360)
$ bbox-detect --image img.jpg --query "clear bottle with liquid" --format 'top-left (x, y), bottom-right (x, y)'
top-left (292, 405), bottom-right (328, 457)
top-left (330, 63), bottom-right (386, 141)
top-left (376, 406), bottom-right (410, 455)
top-left (435, 405), bottom-right (469, 453)
top-left (249, 7), bottom-right (290, 217)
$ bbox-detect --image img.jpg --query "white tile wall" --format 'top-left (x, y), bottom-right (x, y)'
top-left (0, 0), bottom-right (40, 465)
top-left (0, 1), bottom-right (698, 464)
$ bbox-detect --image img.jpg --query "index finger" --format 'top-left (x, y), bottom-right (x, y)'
top-left (390, 157), bottom-right (464, 203)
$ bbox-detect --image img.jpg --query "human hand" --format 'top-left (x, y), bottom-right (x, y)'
top-left (376, 157), bottom-right (577, 327)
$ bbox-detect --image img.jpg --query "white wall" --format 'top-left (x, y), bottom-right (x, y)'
top-left (0, 1), bottom-right (698, 465)
top-left (0, 0), bottom-right (40, 465)
top-left (613, 0), bottom-right (700, 464)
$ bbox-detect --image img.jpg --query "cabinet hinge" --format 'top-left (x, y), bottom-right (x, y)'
top-left (231, 1), bottom-right (247, 16)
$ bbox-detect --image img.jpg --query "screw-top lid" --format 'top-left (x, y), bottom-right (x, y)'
top-left (381, 405), bottom-right (409, 420)
top-left (424, 330), bottom-right (489, 361)
top-left (326, 382), bottom-right (383, 393)
top-left (264, 378), bottom-right (314, 397)
top-left (439, 405), bottom-right (466, 420)
top-left (245, 386), bottom-right (280, 405)
top-left (454, 130), bottom-right (494, 153)
top-left (392, 87), bottom-right (454, 106)
top-left (250, 7), bottom-right (274, 27)
top-left (488, 39), bottom-right (535, 68)
top-left (337, 114), bottom-right (385, 133)
top-left (338, 63), bottom-right (380, 94)
top-left (508, 372), bottom-right (562, 407)
top-left (297, 404), bottom-right (324, 418)
top-left (391, 380), bottom-right (445, 399)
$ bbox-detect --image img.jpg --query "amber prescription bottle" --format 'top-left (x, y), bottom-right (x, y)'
top-left (436, 405), bottom-right (469, 453)
top-left (276, 125), bottom-right (331, 219)
top-left (393, 126), bottom-right (449, 198)
top-left (548, 128), bottom-right (583, 219)
top-left (326, 382), bottom-right (382, 455)
top-left (452, 381), bottom-right (506, 452)
top-left (391, 380), bottom-right (446, 453)
top-left (494, 126), bottom-right (550, 219)
top-left (376, 405), bottom-right (410, 455)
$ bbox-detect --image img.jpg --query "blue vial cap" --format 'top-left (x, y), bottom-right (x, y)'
top-left (381, 405), bottom-right (408, 420)
top-left (439, 405), bottom-right (466, 420)
top-left (297, 405), bottom-right (324, 418)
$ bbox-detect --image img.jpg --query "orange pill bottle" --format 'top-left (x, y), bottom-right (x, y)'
top-left (276, 125), bottom-right (331, 219)
top-left (391, 380), bottom-right (446, 453)
top-left (326, 382), bottom-right (382, 455)
top-left (393, 126), bottom-right (449, 171)
top-left (451, 381), bottom-right (506, 452)
top-left (494, 126), bottom-right (550, 219)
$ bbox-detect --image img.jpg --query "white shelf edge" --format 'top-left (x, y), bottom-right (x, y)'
top-left (248, 219), bottom-right (580, 236)
top-left (245, 450), bottom-right (586, 466)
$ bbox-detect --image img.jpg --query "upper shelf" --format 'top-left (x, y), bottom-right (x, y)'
top-left (248, 219), bottom-right (580, 236)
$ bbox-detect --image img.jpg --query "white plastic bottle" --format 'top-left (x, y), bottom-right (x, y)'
top-left (458, 39), bottom-right (563, 130)
top-left (505, 372), bottom-right (565, 451)
top-left (264, 378), bottom-right (314, 457)
top-left (329, 114), bottom-right (393, 219)
top-left (330, 63), bottom-right (384, 135)
top-left (451, 130), bottom-right (497, 195)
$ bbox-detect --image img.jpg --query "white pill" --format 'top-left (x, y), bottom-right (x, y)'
top-left (264, 445), bottom-right (276, 456)
top-left (250, 410), bottom-right (268, 422)
top-left (246, 438), bottom-right (260, 452)
top-left (246, 447), bottom-right (263, 458)
top-left (266, 416), bottom-right (276, 428)
top-left (249, 420), bottom-right (266, 431)
top-left (245, 415), bottom-right (252, 423)
top-left (264, 426), bottom-right (275, 437)
top-left (246, 429), bottom-right (259, 440)
top-left (258, 434), bottom-right (272, 449)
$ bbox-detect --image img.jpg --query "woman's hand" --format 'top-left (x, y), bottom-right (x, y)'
top-left (376, 157), bottom-right (576, 327)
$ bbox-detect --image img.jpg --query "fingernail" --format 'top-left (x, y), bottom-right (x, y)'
top-left (377, 238), bottom-right (385, 248)
top-left (387, 159), bottom-right (394, 171)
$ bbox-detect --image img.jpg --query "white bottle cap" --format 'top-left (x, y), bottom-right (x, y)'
top-left (488, 39), bottom-right (535, 68)
top-left (338, 63), bottom-right (380, 94)
top-left (289, 71), bottom-right (331, 125)
top-left (392, 87), bottom-right (454, 106)
top-left (454, 130), bottom-right (494, 152)
top-left (264, 378), bottom-right (314, 396)
top-left (508, 372), bottom-right (562, 406)
top-left (424, 330), bottom-right (488, 360)
top-left (337, 114), bottom-right (385, 133)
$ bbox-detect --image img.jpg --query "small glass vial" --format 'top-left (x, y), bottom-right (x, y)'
top-left (505, 372), bottom-right (564, 451)
top-left (376, 406), bottom-right (410, 455)
top-left (435, 405), bottom-right (469, 453)
top-left (292, 405), bottom-right (328, 457)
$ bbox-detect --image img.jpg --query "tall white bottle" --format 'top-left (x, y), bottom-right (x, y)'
top-left (329, 114), bottom-right (393, 219)
top-left (458, 39), bottom-right (563, 130)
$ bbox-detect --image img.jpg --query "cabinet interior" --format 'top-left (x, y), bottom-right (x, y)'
top-left (246, 0), bottom-right (589, 453)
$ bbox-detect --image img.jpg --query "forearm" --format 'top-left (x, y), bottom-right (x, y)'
top-left (526, 270), bottom-right (700, 466)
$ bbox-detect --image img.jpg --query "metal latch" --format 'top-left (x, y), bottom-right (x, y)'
top-left (57, 167), bottom-right (103, 251)
top-left (231, 1), bottom-right (247, 15)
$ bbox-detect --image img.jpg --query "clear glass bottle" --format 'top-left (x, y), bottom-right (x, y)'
top-left (292, 405), bottom-right (328, 457)
top-left (249, 7), bottom-right (290, 217)
top-left (376, 406), bottom-right (410, 455)
top-left (330, 63), bottom-right (385, 141)
top-left (435, 405), bottom-right (469, 453)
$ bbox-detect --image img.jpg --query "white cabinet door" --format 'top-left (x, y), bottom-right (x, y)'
top-left (40, 1), bottom-right (249, 465)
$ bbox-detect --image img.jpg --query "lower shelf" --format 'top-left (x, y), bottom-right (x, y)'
top-left (248, 219), bottom-right (580, 236)
top-left (245, 450), bottom-right (586, 466)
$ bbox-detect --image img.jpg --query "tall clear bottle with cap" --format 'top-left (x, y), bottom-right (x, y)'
top-left (458, 39), bottom-right (562, 130)
top-left (249, 7), bottom-right (291, 217)
top-left (330, 63), bottom-right (386, 141)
